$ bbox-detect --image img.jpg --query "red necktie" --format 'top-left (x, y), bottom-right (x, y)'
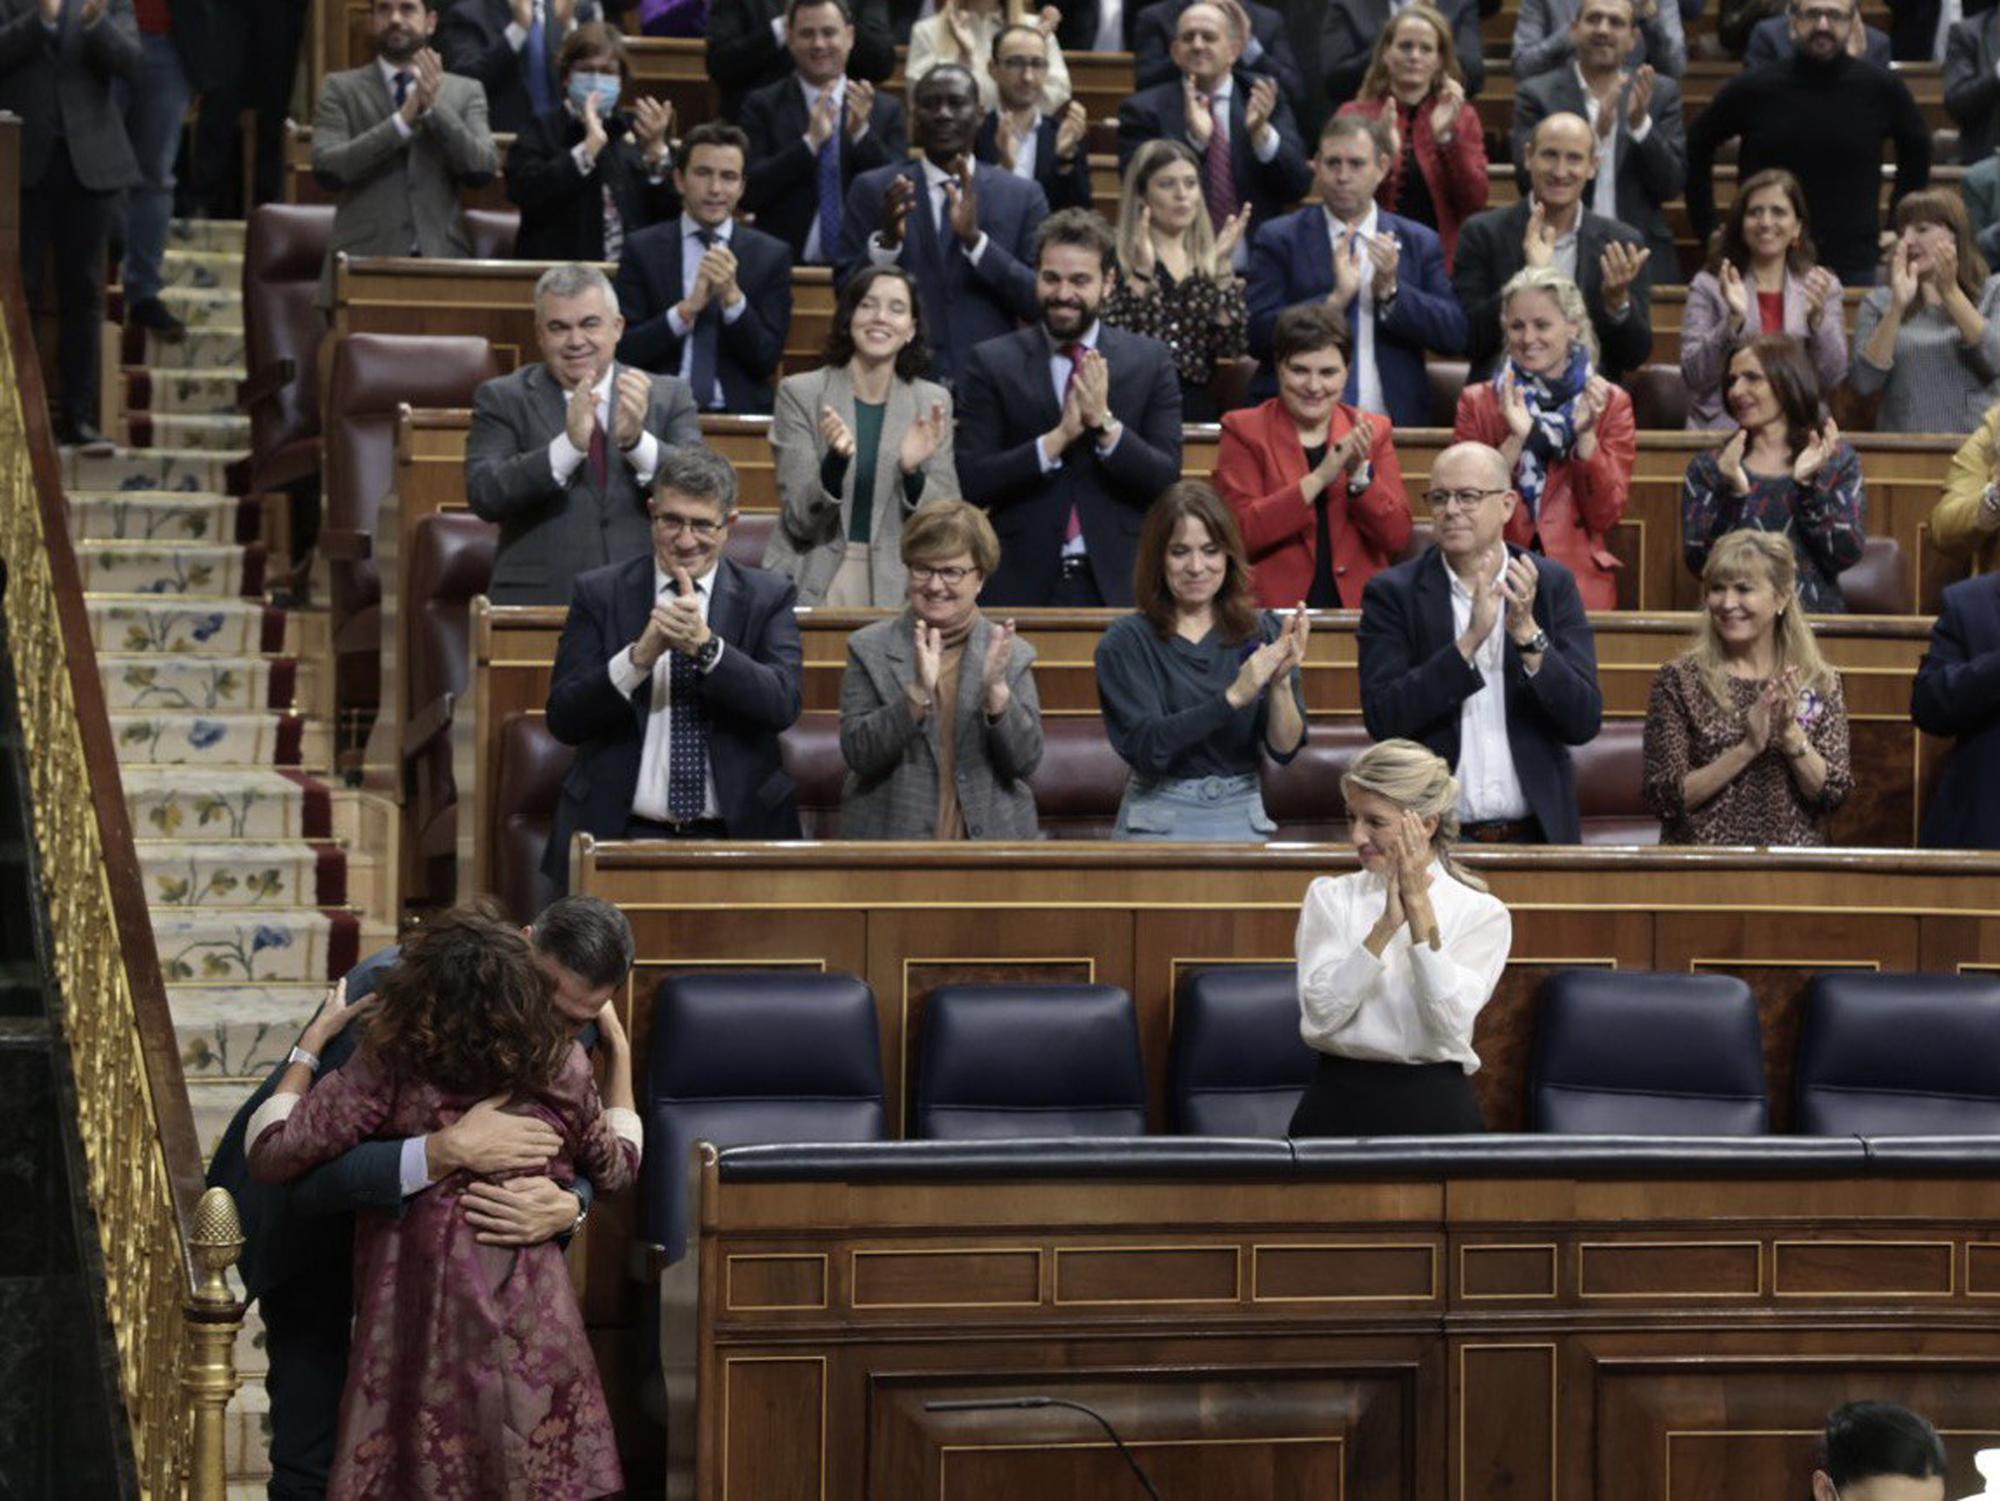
top-left (1061, 343), bottom-right (1084, 542)
top-left (588, 419), bottom-right (608, 490)
top-left (1202, 107), bottom-right (1239, 231)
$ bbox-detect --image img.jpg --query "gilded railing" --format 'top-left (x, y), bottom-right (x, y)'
top-left (0, 153), bottom-right (243, 1497)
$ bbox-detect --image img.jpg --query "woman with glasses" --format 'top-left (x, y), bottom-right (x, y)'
top-left (764, 266), bottom-right (960, 607)
top-left (906, 0), bottom-right (1070, 112)
top-left (1452, 265), bottom-right (1633, 613)
top-left (838, 501), bottom-right (1045, 839)
top-left (1095, 481), bottom-right (1309, 841)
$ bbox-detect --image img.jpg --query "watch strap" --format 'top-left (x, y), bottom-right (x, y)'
top-left (287, 1045), bottom-right (321, 1073)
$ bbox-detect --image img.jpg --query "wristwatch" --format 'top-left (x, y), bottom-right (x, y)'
top-left (694, 635), bottom-right (724, 673)
top-left (1517, 628), bottom-right (1550, 655)
top-left (567, 1193), bottom-right (589, 1238)
top-left (287, 1045), bottom-right (321, 1073)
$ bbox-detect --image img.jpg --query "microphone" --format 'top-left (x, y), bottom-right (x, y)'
top-left (923, 1395), bottom-right (1164, 1499)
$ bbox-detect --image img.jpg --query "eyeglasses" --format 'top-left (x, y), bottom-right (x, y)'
top-left (649, 513), bottom-right (727, 538)
top-left (995, 54), bottom-right (1050, 71)
top-left (909, 564), bottom-right (976, 586)
top-left (1423, 487), bottom-right (1507, 514)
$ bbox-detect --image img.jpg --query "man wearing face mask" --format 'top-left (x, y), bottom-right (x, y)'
top-left (466, 263), bottom-right (702, 605)
top-left (438, 0), bottom-right (604, 134)
top-left (311, 0), bottom-right (500, 310)
top-left (506, 24), bottom-right (681, 262)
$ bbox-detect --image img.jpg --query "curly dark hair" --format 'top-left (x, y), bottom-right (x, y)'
top-left (363, 902), bottom-right (573, 1098)
top-left (821, 265), bottom-right (932, 381)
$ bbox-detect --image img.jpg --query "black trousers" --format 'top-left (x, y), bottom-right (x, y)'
top-left (188, 0), bottom-right (308, 214)
top-left (258, 1273), bottom-right (354, 1500)
top-left (21, 139), bottom-right (116, 428)
top-left (1288, 1053), bottom-right (1486, 1137)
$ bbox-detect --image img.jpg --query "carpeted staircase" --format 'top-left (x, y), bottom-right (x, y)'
top-left (83, 219), bottom-right (398, 1495)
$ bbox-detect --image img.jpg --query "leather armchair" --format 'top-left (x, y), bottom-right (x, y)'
top-left (1530, 969), bottom-right (1769, 1134)
top-left (239, 204), bottom-right (334, 497)
top-left (1261, 719), bottom-right (1373, 841)
top-left (403, 513), bottom-right (497, 901)
top-left (1838, 536), bottom-right (1911, 616)
top-left (1623, 364), bottom-right (1690, 430)
top-left (779, 710), bottom-right (845, 838)
top-left (914, 984), bottom-right (1147, 1139)
top-left (1795, 972), bottom-right (2000, 1135)
top-left (493, 712), bottom-right (573, 924)
top-left (463, 208), bottom-right (521, 259)
top-left (1575, 720), bottom-right (1661, 845)
top-left (1026, 718), bottom-right (1131, 839)
top-left (1169, 965), bottom-right (1318, 1137)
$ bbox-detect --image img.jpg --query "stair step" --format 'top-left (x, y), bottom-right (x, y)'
top-left (150, 909), bottom-right (367, 985)
top-left (141, 841), bottom-right (346, 909)
top-left (172, 984), bottom-right (328, 1080)
top-left (123, 322), bottom-right (246, 371)
top-left (123, 767), bottom-right (334, 840)
top-left (169, 218), bottom-right (247, 254)
top-left (100, 654), bottom-right (307, 712)
top-left (226, 1379), bottom-right (272, 1483)
top-left (62, 446), bottom-right (239, 492)
top-left (111, 710), bottom-right (326, 769)
top-left (157, 285), bottom-right (244, 333)
top-left (159, 248), bottom-right (244, 291)
top-left (68, 490), bottom-right (243, 542)
top-left (121, 412), bottom-right (253, 453)
top-left (88, 597), bottom-right (283, 655)
top-left (118, 367), bottom-right (246, 418)
top-left (76, 539), bottom-right (262, 597)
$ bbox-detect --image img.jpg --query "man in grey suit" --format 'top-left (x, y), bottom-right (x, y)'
top-left (0, 0), bottom-right (141, 449)
top-left (1510, 0), bottom-right (1687, 276)
top-left (467, 263), bottom-right (703, 606)
top-left (311, 0), bottom-right (500, 308)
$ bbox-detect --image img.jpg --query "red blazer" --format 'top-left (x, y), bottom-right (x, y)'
top-left (1338, 95), bottom-right (1489, 271)
top-left (1216, 398), bottom-right (1414, 609)
top-left (1452, 379), bottom-right (1635, 613)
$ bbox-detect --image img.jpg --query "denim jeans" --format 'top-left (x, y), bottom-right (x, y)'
top-left (117, 32), bottom-right (194, 305)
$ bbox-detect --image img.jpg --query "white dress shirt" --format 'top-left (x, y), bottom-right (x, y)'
top-left (868, 156), bottom-right (991, 267)
top-left (606, 561), bottom-right (725, 821)
top-left (1092, 0), bottom-right (1124, 53)
top-left (662, 213), bottom-right (749, 405)
top-left (1571, 66), bottom-right (1653, 224)
top-left (1294, 865), bottom-right (1513, 1073)
top-left (546, 363), bottom-right (662, 487)
top-left (1324, 201), bottom-right (1388, 416)
top-left (379, 56), bottom-right (422, 149)
top-left (1448, 554), bottom-right (1531, 822)
top-left (999, 110), bottom-right (1043, 181)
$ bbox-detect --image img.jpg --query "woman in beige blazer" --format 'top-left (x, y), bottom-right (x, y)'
top-left (763, 266), bottom-right (962, 606)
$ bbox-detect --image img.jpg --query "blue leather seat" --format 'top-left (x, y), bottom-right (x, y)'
top-left (914, 984), bottom-right (1147, 1139)
top-left (1168, 966), bottom-right (1317, 1136)
top-left (1795, 972), bottom-right (2000, 1135)
top-left (644, 972), bottom-right (887, 1262)
top-left (1530, 970), bottom-right (1769, 1135)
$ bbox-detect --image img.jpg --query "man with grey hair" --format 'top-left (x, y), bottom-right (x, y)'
top-left (1356, 440), bottom-right (1603, 845)
top-left (466, 262), bottom-right (703, 605)
top-left (544, 445), bottom-right (804, 885)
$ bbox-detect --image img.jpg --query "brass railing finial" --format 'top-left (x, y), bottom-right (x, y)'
top-left (183, 1187), bottom-right (246, 1501)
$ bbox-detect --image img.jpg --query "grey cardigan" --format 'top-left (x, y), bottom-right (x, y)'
top-left (761, 365), bottom-right (962, 605)
top-left (1850, 272), bottom-right (2000, 434)
top-left (837, 611), bottom-right (1043, 840)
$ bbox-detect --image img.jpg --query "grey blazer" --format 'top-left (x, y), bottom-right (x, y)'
top-left (1509, 68), bottom-right (1687, 275)
top-left (464, 361), bottom-right (702, 606)
top-left (1680, 267), bottom-right (1849, 428)
top-left (0, 0), bottom-right (140, 192)
top-left (311, 63), bottom-right (500, 307)
top-left (838, 611), bottom-right (1043, 840)
top-left (762, 365), bottom-right (962, 606)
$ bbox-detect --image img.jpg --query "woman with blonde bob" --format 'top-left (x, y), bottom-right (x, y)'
top-left (1289, 738), bottom-right (1512, 1137)
top-left (1642, 529), bottom-right (1853, 846)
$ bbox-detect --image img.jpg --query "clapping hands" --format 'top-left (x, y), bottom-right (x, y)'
top-left (1791, 418), bottom-right (1839, 485)
top-left (1225, 606), bottom-right (1309, 710)
top-left (1744, 667), bottom-right (1802, 755)
top-left (899, 399), bottom-right (949, 474)
top-left (1717, 427), bottom-right (1752, 496)
top-left (980, 619), bottom-right (1017, 715)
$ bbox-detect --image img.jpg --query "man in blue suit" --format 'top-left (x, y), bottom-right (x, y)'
top-left (1913, 571), bottom-right (2000, 849)
top-left (615, 122), bottom-right (793, 415)
top-left (205, 895), bottom-right (635, 1500)
top-left (1358, 441), bottom-right (1603, 844)
top-left (1247, 114), bottom-right (1468, 422)
top-left (837, 62), bottom-right (1044, 388)
top-left (544, 445), bottom-right (804, 888)
top-left (957, 208), bottom-right (1185, 607)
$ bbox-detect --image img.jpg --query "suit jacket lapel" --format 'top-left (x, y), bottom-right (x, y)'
top-left (617, 556), bottom-right (659, 724)
top-left (1416, 550), bottom-right (1455, 662)
top-left (709, 557), bottom-right (749, 656)
top-left (952, 613), bottom-right (990, 751)
top-left (1023, 330), bottom-right (1063, 434)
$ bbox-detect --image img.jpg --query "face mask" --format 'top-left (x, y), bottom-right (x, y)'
top-left (568, 73), bottom-right (621, 115)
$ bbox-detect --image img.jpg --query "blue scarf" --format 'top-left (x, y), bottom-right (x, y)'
top-left (1501, 344), bottom-right (1591, 524)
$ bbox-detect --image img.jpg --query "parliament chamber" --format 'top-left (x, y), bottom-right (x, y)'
top-left (11, 0), bottom-right (2000, 1495)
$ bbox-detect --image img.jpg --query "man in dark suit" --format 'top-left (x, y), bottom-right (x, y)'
top-left (544, 444), bottom-right (805, 885)
top-left (1913, 571), bottom-right (2000, 849)
top-left (1323, 0), bottom-right (1484, 110)
top-left (838, 62), bottom-right (1044, 388)
top-left (956, 208), bottom-right (1184, 607)
top-left (1246, 113), bottom-right (1468, 420)
top-left (182, 0), bottom-right (307, 217)
top-left (0, 0), bottom-right (140, 449)
top-left (438, 0), bottom-right (604, 133)
top-left (1358, 441), bottom-right (1603, 845)
top-left (466, 263), bottom-right (702, 605)
top-left (1510, 0), bottom-right (1687, 275)
top-left (1115, 0), bottom-right (1311, 248)
top-left (205, 896), bottom-right (635, 1501)
top-left (1453, 112), bottom-right (1653, 381)
top-left (1133, 0), bottom-right (1306, 117)
top-left (974, 21), bottom-right (1093, 212)
top-left (1945, 6), bottom-right (2000, 163)
top-left (739, 0), bottom-right (906, 264)
top-left (615, 122), bottom-right (792, 414)
top-left (708, 0), bottom-right (893, 123)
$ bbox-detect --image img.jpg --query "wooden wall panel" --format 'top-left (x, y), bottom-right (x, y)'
top-left (1457, 1342), bottom-right (1557, 1501)
top-left (722, 1356), bottom-right (826, 1501)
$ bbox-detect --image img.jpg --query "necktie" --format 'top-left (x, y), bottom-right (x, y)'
top-left (587, 418), bottom-right (608, 490)
top-left (524, 1), bottom-right (554, 116)
top-left (1201, 103), bottom-right (1239, 231)
top-left (392, 70), bottom-right (413, 108)
top-left (815, 125), bottom-right (842, 263)
top-left (665, 582), bottom-right (711, 821)
top-left (1061, 343), bottom-right (1084, 541)
top-left (688, 228), bottom-right (722, 409)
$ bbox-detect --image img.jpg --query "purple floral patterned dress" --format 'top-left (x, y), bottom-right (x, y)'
top-left (249, 1043), bottom-right (639, 1500)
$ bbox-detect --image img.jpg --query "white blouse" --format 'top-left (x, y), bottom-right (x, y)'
top-left (1294, 864), bottom-right (1513, 1074)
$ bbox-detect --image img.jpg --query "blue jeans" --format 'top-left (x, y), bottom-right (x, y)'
top-left (117, 33), bottom-right (193, 305)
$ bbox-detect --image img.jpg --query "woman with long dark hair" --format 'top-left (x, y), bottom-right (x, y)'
top-left (1852, 188), bottom-right (2000, 433)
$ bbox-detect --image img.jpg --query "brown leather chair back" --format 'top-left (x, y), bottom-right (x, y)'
top-left (405, 512), bottom-right (499, 893)
top-left (1027, 717), bottom-right (1131, 839)
top-left (1396, 519), bottom-right (1436, 564)
top-left (1261, 718), bottom-right (1374, 840)
top-left (494, 713), bottom-right (575, 923)
top-left (1839, 535), bottom-right (1911, 615)
top-left (780, 710), bottom-right (846, 837)
top-left (727, 513), bottom-right (778, 570)
top-left (242, 203), bottom-right (334, 493)
top-left (1426, 360), bottom-right (1470, 427)
top-left (1575, 719), bottom-right (1661, 845)
top-left (1624, 364), bottom-right (1690, 431)
top-left (464, 208), bottom-right (521, 260)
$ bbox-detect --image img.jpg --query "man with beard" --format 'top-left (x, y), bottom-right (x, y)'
top-left (310, 0), bottom-right (500, 309)
top-left (955, 209), bottom-right (1184, 607)
top-left (1688, 0), bottom-right (1930, 284)
top-left (837, 62), bottom-right (1045, 388)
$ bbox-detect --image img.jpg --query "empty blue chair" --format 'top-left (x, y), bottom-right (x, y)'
top-left (1795, 972), bottom-right (2000, 1135)
top-left (1169, 966), bottom-right (1317, 1136)
top-left (915, 984), bottom-right (1147, 1139)
top-left (1530, 970), bottom-right (1769, 1135)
